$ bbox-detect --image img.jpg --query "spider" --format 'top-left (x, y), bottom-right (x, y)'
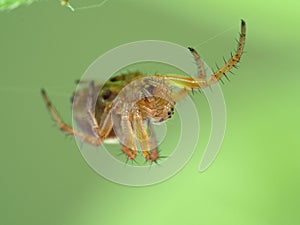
top-left (41, 20), bottom-right (246, 163)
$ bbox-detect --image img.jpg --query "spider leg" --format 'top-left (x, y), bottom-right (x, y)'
top-left (172, 88), bottom-right (190, 102)
top-left (41, 89), bottom-right (102, 146)
top-left (173, 47), bottom-right (207, 101)
top-left (132, 110), bottom-right (150, 154)
top-left (146, 122), bottom-right (159, 162)
top-left (86, 81), bottom-right (99, 132)
top-left (121, 144), bottom-right (137, 161)
top-left (119, 111), bottom-right (137, 160)
top-left (206, 19), bottom-right (246, 86)
top-left (86, 81), bottom-right (114, 142)
top-left (75, 79), bottom-right (91, 84)
top-left (159, 74), bottom-right (206, 90)
top-left (188, 47), bottom-right (207, 79)
top-left (132, 110), bottom-right (159, 162)
top-left (159, 20), bottom-right (246, 91)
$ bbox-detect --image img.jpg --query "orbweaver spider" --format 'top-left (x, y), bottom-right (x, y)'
top-left (41, 20), bottom-right (246, 163)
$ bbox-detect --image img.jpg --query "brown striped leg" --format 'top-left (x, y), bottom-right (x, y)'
top-left (207, 20), bottom-right (246, 86)
top-left (41, 89), bottom-right (102, 146)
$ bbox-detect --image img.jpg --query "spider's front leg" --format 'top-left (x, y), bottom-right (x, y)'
top-left (163, 19), bottom-right (246, 93)
top-left (172, 47), bottom-right (207, 101)
top-left (119, 111), bottom-right (138, 160)
top-left (188, 47), bottom-right (207, 80)
top-left (132, 108), bottom-right (159, 162)
top-left (205, 19), bottom-right (246, 86)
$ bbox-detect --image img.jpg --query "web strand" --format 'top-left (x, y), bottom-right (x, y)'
top-left (63, 0), bottom-right (109, 12)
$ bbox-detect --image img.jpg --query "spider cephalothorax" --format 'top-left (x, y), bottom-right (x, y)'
top-left (41, 20), bottom-right (246, 163)
top-left (136, 96), bottom-right (175, 123)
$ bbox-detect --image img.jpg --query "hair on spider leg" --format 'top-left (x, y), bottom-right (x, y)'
top-left (235, 53), bottom-right (245, 63)
top-left (232, 64), bottom-right (239, 69)
top-left (153, 156), bottom-right (169, 166)
top-left (188, 89), bottom-right (196, 99)
top-left (156, 148), bottom-right (169, 161)
top-left (236, 58), bottom-right (243, 63)
top-left (208, 85), bottom-right (214, 92)
top-left (228, 70), bottom-right (235, 75)
top-left (64, 133), bottom-right (74, 142)
top-left (235, 38), bottom-right (240, 44)
top-left (219, 78), bottom-right (225, 85)
top-left (147, 160), bottom-right (161, 171)
top-left (74, 79), bottom-right (91, 85)
top-left (143, 158), bottom-right (148, 165)
top-left (158, 156), bottom-right (169, 159)
top-left (223, 73), bottom-right (230, 82)
top-left (118, 151), bottom-right (138, 165)
top-left (127, 157), bottom-right (139, 165)
top-left (197, 89), bottom-right (203, 94)
top-left (124, 157), bottom-right (130, 166)
top-left (153, 160), bottom-right (162, 166)
top-left (157, 147), bottom-right (169, 156)
top-left (147, 162), bottom-right (153, 171)
top-left (157, 148), bottom-right (163, 154)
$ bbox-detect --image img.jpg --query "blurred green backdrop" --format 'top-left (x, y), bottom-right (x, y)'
top-left (1, 0), bottom-right (299, 224)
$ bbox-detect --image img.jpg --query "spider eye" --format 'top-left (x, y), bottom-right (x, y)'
top-left (167, 111), bottom-right (171, 116)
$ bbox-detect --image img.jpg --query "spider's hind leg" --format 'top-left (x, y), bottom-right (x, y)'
top-left (41, 89), bottom-right (102, 146)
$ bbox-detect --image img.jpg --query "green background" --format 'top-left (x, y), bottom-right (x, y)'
top-left (1, 0), bottom-right (299, 224)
